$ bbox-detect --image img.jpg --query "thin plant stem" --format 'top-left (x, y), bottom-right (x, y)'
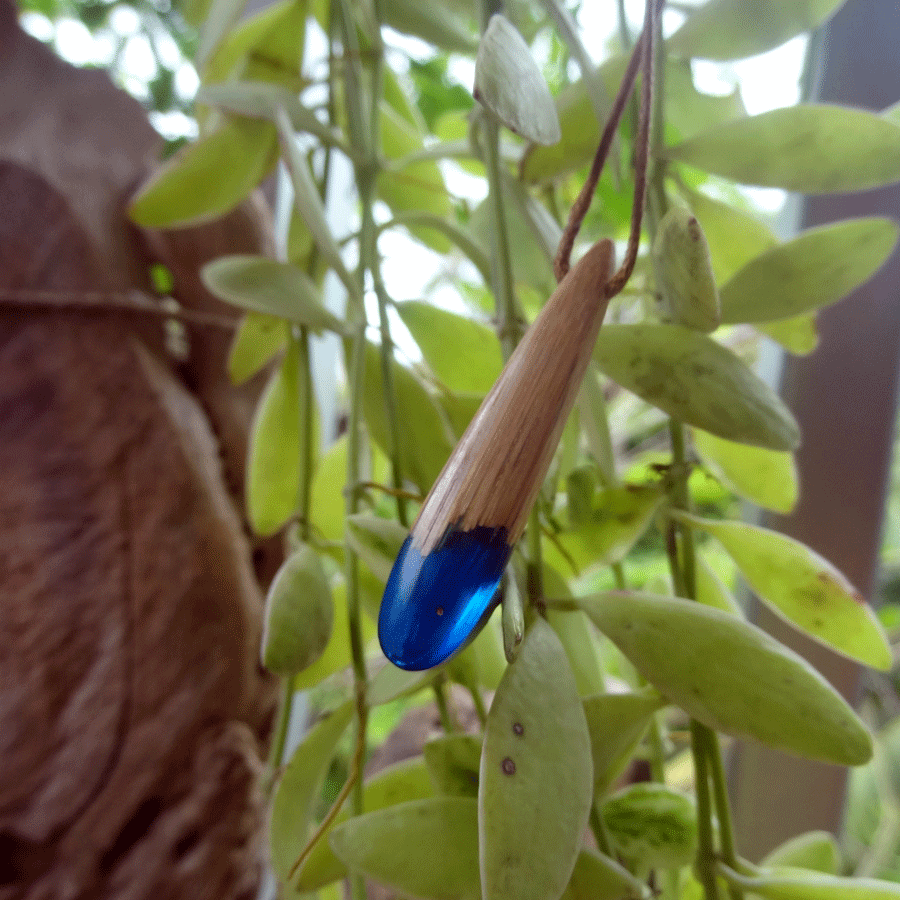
top-left (691, 720), bottom-right (722, 900)
top-left (297, 327), bottom-right (314, 542)
top-left (589, 802), bottom-right (614, 856)
top-left (704, 729), bottom-right (743, 900)
top-left (433, 679), bottom-right (457, 732)
top-left (264, 674), bottom-right (297, 796)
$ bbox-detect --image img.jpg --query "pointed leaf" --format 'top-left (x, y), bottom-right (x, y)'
top-left (261, 545), bottom-right (334, 676)
top-left (228, 312), bottom-right (289, 384)
top-left (546, 608), bottom-right (606, 697)
top-left (583, 690), bottom-right (665, 796)
top-left (667, 0), bottom-right (846, 61)
top-left (329, 797), bottom-right (481, 900)
top-left (247, 338), bottom-right (303, 535)
top-left (757, 315), bottom-right (819, 356)
top-left (475, 14), bottom-right (561, 145)
top-left (593, 324), bottom-right (800, 450)
top-left (362, 342), bottom-right (454, 494)
top-left (666, 105), bottom-right (900, 194)
top-left (562, 847), bottom-right (652, 900)
top-left (723, 866), bottom-right (900, 900)
top-left (130, 118), bottom-right (277, 227)
top-left (202, 255), bottom-right (345, 331)
top-left (480, 618), bottom-right (593, 900)
top-left (720, 218), bottom-right (899, 324)
top-left (296, 758), bottom-right (434, 891)
top-left (762, 831), bottom-right (841, 875)
top-left (270, 700), bottom-right (355, 882)
top-left (692, 427), bottom-right (798, 513)
top-left (367, 663), bottom-right (434, 707)
top-left (695, 552), bottom-right (742, 616)
top-left (382, 0), bottom-right (477, 54)
top-left (677, 514), bottom-right (892, 670)
top-left (602, 783), bottom-right (698, 868)
top-left (424, 734), bottom-right (482, 797)
top-left (397, 301), bottom-right (503, 395)
top-left (345, 514), bottom-right (409, 583)
top-left (575, 591), bottom-right (872, 765)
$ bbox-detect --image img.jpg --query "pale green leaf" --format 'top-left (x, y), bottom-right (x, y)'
top-left (344, 514), bottom-right (408, 583)
top-left (475, 14), bottom-right (561, 145)
top-left (382, 0), bottom-right (476, 53)
top-left (720, 218), bottom-right (899, 324)
top-left (424, 734), bottom-right (482, 797)
top-left (562, 848), bottom-right (652, 900)
top-left (762, 831), bottom-right (841, 875)
top-left (480, 619), bottom-right (593, 900)
top-left (202, 255), bottom-right (345, 331)
top-left (667, 0), bottom-right (846, 61)
top-left (695, 551), bottom-right (742, 615)
top-left (329, 797), bottom-right (481, 900)
top-left (677, 513), bottom-right (892, 670)
top-left (757, 315), bottom-right (819, 355)
top-left (397, 301), bottom-right (503, 394)
top-left (593, 323), bottom-right (800, 450)
top-left (666, 105), bottom-right (900, 193)
top-left (722, 865), bottom-right (900, 900)
top-left (574, 591), bottom-right (872, 765)
top-left (129, 118), bottom-right (277, 227)
top-left (270, 700), bottom-right (355, 882)
top-left (692, 427), bottom-right (798, 513)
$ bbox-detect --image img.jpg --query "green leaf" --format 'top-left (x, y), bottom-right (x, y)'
top-left (762, 831), bottom-right (841, 875)
top-left (720, 218), bottom-right (899, 324)
top-left (228, 312), bottom-right (289, 384)
top-left (480, 619), bottom-right (593, 900)
top-left (593, 324), bottom-right (800, 450)
top-left (270, 700), bottom-right (355, 883)
top-left (129, 118), bottom-right (277, 227)
top-left (546, 608), bottom-right (606, 697)
top-left (397, 301), bottom-right (503, 395)
top-left (310, 436), bottom-right (349, 546)
top-left (583, 690), bottom-right (665, 797)
top-left (329, 797), bottom-right (481, 900)
top-left (667, 0), bottom-right (846, 61)
top-left (666, 105), bottom-right (900, 193)
top-left (295, 758), bottom-right (434, 891)
top-left (695, 551), bottom-right (742, 616)
top-left (723, 866), bottom-right (900, 900)
top-left (345, 514), bottom-right (408, 583)
top-left (424, 734), bottom-right (482, 797)
top-left (562, 848), bottom-right (653, 900)
top-left (246, 338), bottom-right (303, 535)
top-left (757, 315), bottom-right (819, 356)
top-left (676, 514), bottom-right (892, 670)
top-left (602, 783), bottom-right (698, 868)
top-left (381, 0), bottom-right (477, 54)
top-left (475, 14), bottom-right (561, 145)
top-left (261, 545), bottom-right (334, 676)
top-left (202, 255), bottom-right (345, 330)
top-left (521, 57), bottom-right (743, 183)
top-left (574, 591), bottom-right (872, 765)
top-left (362, 342), bottom-right (454, 494)
top-left (684, 189), bottom-right (777, 284)
top-left (692, 427), bottom-right (798, 513)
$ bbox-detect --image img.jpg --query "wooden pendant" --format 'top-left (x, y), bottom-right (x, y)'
top-left (379, 239), bottom-right (614, 670)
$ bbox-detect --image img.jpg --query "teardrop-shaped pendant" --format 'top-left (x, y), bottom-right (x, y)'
top-left (379, 239), bottom-right (614, 670)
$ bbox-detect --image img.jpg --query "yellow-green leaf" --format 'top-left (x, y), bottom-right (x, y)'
top-left (575, 591), bottom-right (872, 765)
top-left (562, 848), bottom-right (652, 900)
top-left (129, 117), bottom-right (277, 227)
top-left (424, 734), bottom-right (482, 797)
top-left (593, 324), bottom-right (800, 450)
top-left (757, 314), bottom-right (819, 356)
top-left (677, 513), bottom-right (892, 670)
top-left (228, 312), bottom-right (289, 384)
top-left (722, 865), bottom-right (900, 900)
top-left (667, 0), bottom-right (846, 61)
top-left (762, 831), bottom-right (841, 875)
top-left (480, 618), bottom-right (593, 900)
top-left (666, 105), bottom-right (900, 194)
top-left (692, 427), bottom-right (798, 513)
top-left (720, 218), bottom-right (899, 324)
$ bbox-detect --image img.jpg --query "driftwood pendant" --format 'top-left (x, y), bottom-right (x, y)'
top-left (379, 239), bottom-right (614, 670)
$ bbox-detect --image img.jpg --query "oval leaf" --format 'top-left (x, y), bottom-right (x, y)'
top-left (762, 831), bottom-right (841, 875)
top-left (345, 514), bottom-right (409, 583)
top-left (270, 700), bottom-right (355, 882)
top-left (397, 301), bottom-right (503, 395)
top-left (695, 551), bottom-right (742, 616)
top-left (382, 0), bottom-right (476, 53)
top-left (666, 105), bottom-right (900, 194)
top-left (480, 618), bottom-right (593, 900)
top-left (563, 847), bottom-right (652, 900)
top-left (667, 0), bottom-right (846, 61)
top-left (202, 255), bottom-right (344, 331)
top-left (757, 315), bottom-right (819, 356)
top-left (575, 592), bottom-right (872, 765)
top-left (246, 338), bottom-right (303, 535)
top-left (228, 311), bottom-right (289, 384)
top-left (692, 427), bottom-right (798, 513)
top-left (261, 545), bottom-right (334, 676)
top-left (424, 734), bottom-right (483, 797)
top-left (677, 514), bottom-right (892, 670)
top-left (583, 690), bottom-right (665, 796)
top-left (296, 758), bottom-right (434, 892)
top-left (593, 324), bottom-right (800, 450)
top-left (329, 797), bottom-right (481, 900)
top-left (724, 866), bottom-right (900, 900)
top-left (720, 218), bottom-right (899, 324)
top-left (475, 14), bottom-right (561, 145)
top-left (130, 117), bottom-right (277, 227)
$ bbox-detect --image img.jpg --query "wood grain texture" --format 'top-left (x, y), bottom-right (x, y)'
top-left (415, 239), bottom-right (614, 553)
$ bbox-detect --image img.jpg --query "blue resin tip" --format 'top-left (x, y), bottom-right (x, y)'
top-left (378, 525), bottom-right (512, 671)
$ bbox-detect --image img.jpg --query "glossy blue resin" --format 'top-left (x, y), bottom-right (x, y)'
top-left (379, 526), bottom-right (512, 670)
